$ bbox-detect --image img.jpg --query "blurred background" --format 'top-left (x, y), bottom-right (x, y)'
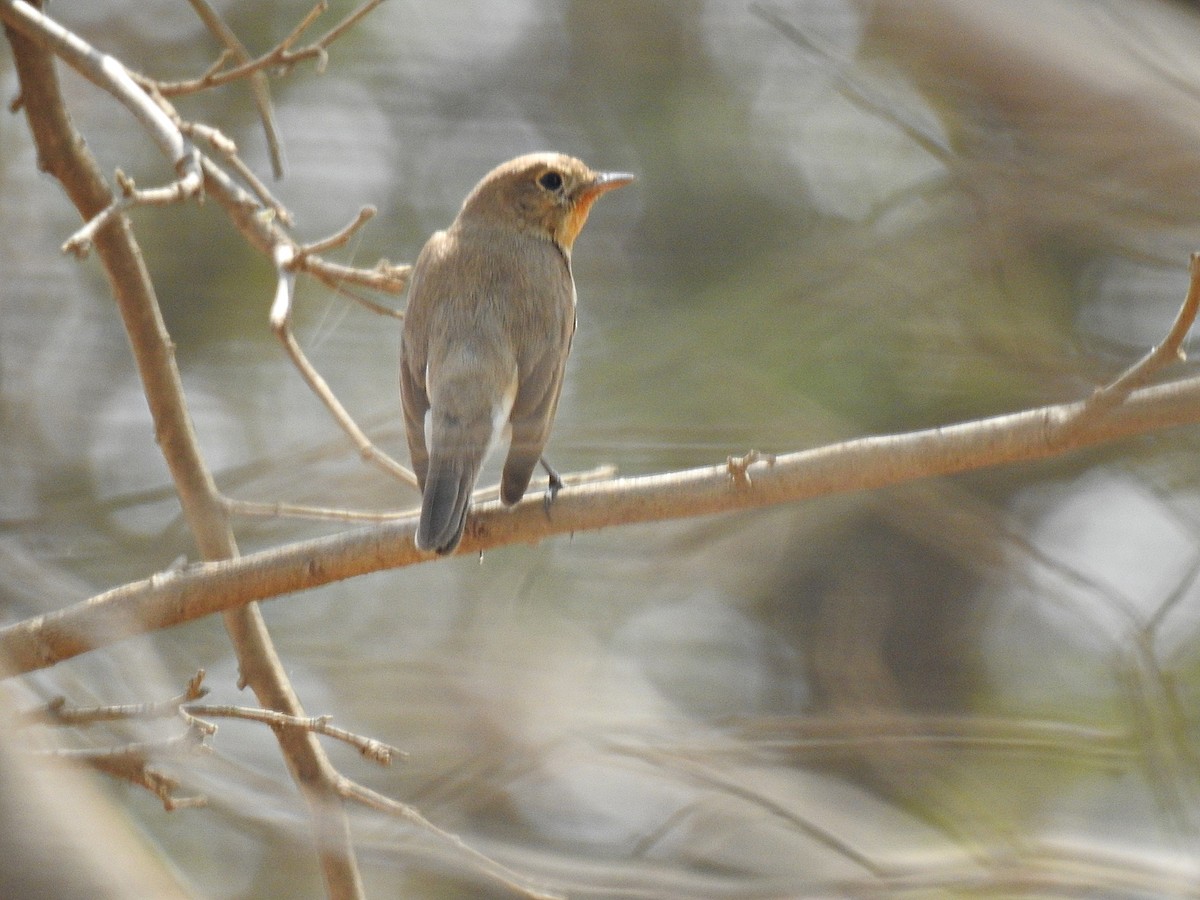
top-left (5, 0), bottom-right (1200, 896)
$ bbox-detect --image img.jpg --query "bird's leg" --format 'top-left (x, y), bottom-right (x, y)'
top-left (539, 456), bottom-right (564, 512)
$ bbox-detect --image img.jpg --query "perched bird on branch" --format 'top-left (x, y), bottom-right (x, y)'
top-left (400, 152), bottom-right (633, 554)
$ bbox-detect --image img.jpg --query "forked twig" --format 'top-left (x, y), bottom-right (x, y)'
top-left (271, 244), bottom-right (419, 488)
top-left (183, 120), bottom-right (292, 223)
top-left (1076, 252), bottom-right (1200, 418)
top-left (62, 167), bottom-right (204, 257)
top-left (154, 0), bottom-right (383, 96)
top-left (43, 731), bottom-right (210, 811)
top-left (23, 671), bottom-right (402, 810)
top-left (183, 705), bottom-right (403, 765)
top-left (1040, 251), bottom-right (1200, 452)
top-left (185, 0), bottom-right (286, 179)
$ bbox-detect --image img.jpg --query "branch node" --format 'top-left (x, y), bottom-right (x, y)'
top-left (727, 449), bottom-right (775, 489)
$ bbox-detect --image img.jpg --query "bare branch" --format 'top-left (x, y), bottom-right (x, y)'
top-left (8, 365), bottom-right (1200, 676)
top-left (30, 688), bottom-right (210, 729)
top-left (0, 0), bottom-right (200, 179)
top-left (151, 0), bottom-right (383, 97)
top-left (185, 705), bottom-right (404, 765)
top-left (299, 206), bottom-right (377, 256)
top-left (4, 11), bottom-right (367, 896)
top-left (304, 256), bottom-right (411, 297)
top-left (183, 121), bottom-right (292, 223)
top-left (200, 154), bottom-right (409, 294)
top-left (1075, 251), bottom-right (1200, 418)
top-left (185, 0), bottom-right (286, 178)
top-left (42, 731), bottom-right (210, 811)
top-left (62, 167), bottom-right (204, 257)
top-left (270, 244), bottom-right (419, 488)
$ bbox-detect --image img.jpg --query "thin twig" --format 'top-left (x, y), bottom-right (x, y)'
top-left (299, 206), bottom-right (377, 256)
top-left (270, 245), bottom-right (419, 488)
top-left (62, 167), bottom-right (204, 257)
top-left (336, 779), bottom-right (564, 900)
top-left (200, 154), bottom-right (408, 294)
top-left (310, 0), bottom-right (382, 54)
top-left (1075, 251), bottom-right (1200, 419)
top-left (40, 731), bottom-right (210, 811)
top-left (184, 121), bottom-right (292, 223)
top-left (184, 705), bottom-right (403, 765)
top-left (185, 0), bottom-right (286, 179)
top-left (305, 257), bottom-right (412, 300)
top-left (28, 678), bottom-right (209, 727)
top-left (152, 0), bottom-right (382, 96)
top-left (224, 497), bottom-right (415, 523)
top-left (220, 465), bottom-right (616, 524)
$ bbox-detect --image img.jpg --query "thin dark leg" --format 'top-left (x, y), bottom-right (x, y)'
top-left (539, 456), bottom-right (563, 512)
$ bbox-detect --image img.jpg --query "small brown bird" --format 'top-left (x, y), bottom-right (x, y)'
top-left (400, 152), bottom-right (633, 554)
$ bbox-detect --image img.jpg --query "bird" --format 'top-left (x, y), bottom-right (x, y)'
top-left (400, 152), bottom-right (633, 554)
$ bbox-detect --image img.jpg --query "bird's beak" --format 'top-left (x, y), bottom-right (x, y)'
top-left (560, 170), bottom-right (634, 248)
top-left (587, 171), bottom-right (635, 199)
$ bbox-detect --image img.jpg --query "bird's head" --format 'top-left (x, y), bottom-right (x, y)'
top-left (459, 152), bottom-right (634, 250)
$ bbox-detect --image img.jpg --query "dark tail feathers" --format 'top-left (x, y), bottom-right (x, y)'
top-left (416, 458), bottom-right (477, 554)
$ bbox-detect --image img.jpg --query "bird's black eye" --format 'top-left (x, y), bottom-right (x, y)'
top-left (538, 171), bottom-right (564, 191)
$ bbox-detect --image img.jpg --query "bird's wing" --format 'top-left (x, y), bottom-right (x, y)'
top-left (399, 243), bottom-right (436, 490)
top-left (500, 301), bottom-right (575, 505)
top-left (399, 342), bottom-right (430, 488)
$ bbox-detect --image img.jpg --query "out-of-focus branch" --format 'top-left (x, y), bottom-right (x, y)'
top-left (43, 732), bottom-right (210, 811)
top-left (23, 671), bottom-right (404, 767)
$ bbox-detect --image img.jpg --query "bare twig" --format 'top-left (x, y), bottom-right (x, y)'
top-left (184, 705), bottom-right (403, 765)
top-left (613, 741), bottom-right (890, 877)
top-left (62, 167), bottom-right (203, 257)
top-left (198, 154), bottom-right (410, 294)
top-left (221, 465), bottom-right (617, 524)
top-left (152, 0), bottom-right (383, 96)
top-left (183, 120), bottom-right (292, 223)
top-left (294, 206), bottom-right (408, 317)
top-left (336, 780), bottom-right (564, 900)
top-left (270, 243), bottom-right (419, 488)
top-left (299, 206), bottom-right (377, 257)
top-left (1075, 251), bottom-right (1200, 418)
top-left (41, 731), bottom-right (210, 811)
top-left (224, 496), bottom-right (417, 523)
top-left (28, 676), bottom-right (208, 727)
top-left (304, 256), bottom-right (412, 297)
top-left (185, 0), bottom-right (286, 179)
